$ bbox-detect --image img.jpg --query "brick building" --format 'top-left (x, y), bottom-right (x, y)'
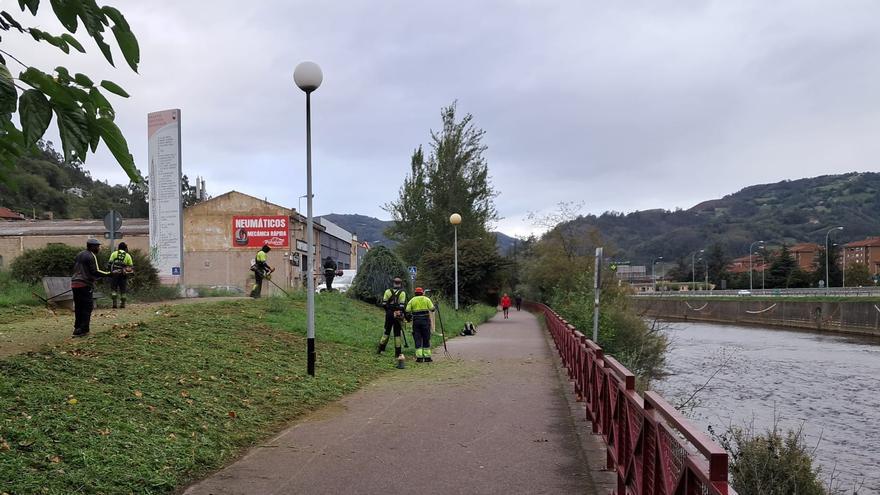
top-left (842, 237), bottom-right (880, 277)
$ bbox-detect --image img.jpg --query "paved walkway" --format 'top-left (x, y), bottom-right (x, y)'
top-left (185, 309), bottom-right (606, 494)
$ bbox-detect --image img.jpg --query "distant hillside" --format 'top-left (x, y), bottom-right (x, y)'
top-left (558, 172), bottom-right (880, 264)
top-left (321, 213), bottom-right (517, 253)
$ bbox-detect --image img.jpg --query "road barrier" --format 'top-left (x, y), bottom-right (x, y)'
top-left (528, 302), bottom-right (735, 495)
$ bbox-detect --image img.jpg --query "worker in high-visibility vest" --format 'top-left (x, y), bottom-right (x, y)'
top-left (405, 287), bottom-right (436, 362)
top-left (250, 244), bottom-right (274, 298)
top-left (107, 242), bottom-right (134, 309)
top-left (378, 277), bottom-right (407, 368)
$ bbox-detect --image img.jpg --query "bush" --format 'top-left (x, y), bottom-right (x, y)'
top-left (714, 421), bottom-right (828, 495)
top-left (10, 244), bottom-right (81, 284)
top-left (349, 246), bottom-right (411, 304)
top-left (10, 245), bottom-right (159, 292)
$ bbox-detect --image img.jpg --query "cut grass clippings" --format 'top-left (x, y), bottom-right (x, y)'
top-left (0, 292), bottom-right (495, 493)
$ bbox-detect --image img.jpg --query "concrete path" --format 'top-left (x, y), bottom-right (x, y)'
top-left (185, 309), bottom-right (605, 495)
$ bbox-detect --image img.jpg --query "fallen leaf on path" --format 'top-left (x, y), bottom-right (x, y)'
top-left (228, 411), bottom-right (237, 419)
top-left (133, 390), bottom-right (143, 398)
top-left (49, 455), bottom-right (61, 463)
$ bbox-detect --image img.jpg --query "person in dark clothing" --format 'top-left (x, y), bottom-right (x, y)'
top-left (323, 256), bottom-right (337, 291)
top-left (71, 238), bottom-right (109, 337)
top-left (515, 294), bottom-right (523, 311)
top-left (250, 245), bottom-right (272, 298)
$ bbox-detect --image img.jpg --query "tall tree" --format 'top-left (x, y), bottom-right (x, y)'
top-left (0, 0), bottom-right (140, 184)
top-left (845, 262), bottom-right (874, 287)
top-left (705, 242), bottom-right (729, 287)
top-left (767, 244), bottom-right (799, 288)
top-left (813, 245), bottom-right (842, 287)
top-left (385, 102), bottom-right (498, 263)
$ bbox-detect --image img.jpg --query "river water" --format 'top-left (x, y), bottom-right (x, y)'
top-left (653, 321), bottom-right (880, 494)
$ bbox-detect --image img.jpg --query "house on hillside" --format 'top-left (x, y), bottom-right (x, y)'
top-left (0, 207), bottom-right (24, 221)
top-left (842, 237), bottom-right (880, 277)
top-left (727, 254), bottom-right (768, 274)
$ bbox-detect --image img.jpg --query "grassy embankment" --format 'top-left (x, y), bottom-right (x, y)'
top-left (0, 292), bottom-right (495, 493)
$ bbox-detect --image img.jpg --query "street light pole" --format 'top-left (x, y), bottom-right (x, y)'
top-left (294, 61), bottom-right (323, 377)
top-left (703, 256), bottom-right (708, 289)
top-left (652, 256), bottom-right (663, 290)
top-left (825, 226), bottom-right (843, 288)
top-left (450, 213), bottom-right (462, 310)
top-left (691, 249), bottom-right (703, 290)
top-left (749, 240), bottom-right (763, 291)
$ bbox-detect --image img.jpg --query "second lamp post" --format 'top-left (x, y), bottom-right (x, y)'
top-left (450, 213), bottom-right (462, 310)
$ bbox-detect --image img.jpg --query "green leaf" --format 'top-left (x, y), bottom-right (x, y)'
top-left (89, 87), bottom-right (112, 114)
top-left (20, 67), bottom-right (77, 108)
top-left (95, 117), bottom-right (140, 182)
top-left (78, 0), bottom-right (104, 36)
top-left (54, 103), bottom-right (90, 161)
top-left (19, 89), bottom-right (52, 148)
top-left (1, 11), bottom-right (25, 31)
top-left (50, 0), bottom-right (78, 32)
top-left (92, 31), bottom-right (114, 66)
top-left (101, 6), bottom-right (128, 31)
top-left (61, 34), bottom-right (85, 53)
top-left (73, 73), bottom-right (93, 87)
top-left (84, 109), bottom-right (99, 152)
top-left (18, 0), bottom-right (39, 16)
top-left (54, 66), bottom-right (71, 83)
top-left (111, 24), bottom-right (139, 72)
top-left (0, 63), bottom-right (17, 114)
top-left (99, 80), bottom-right (129, 98)
top-left (28, 27), bottom-right (44, 42)
top-left (47, 34), bottom-right (70, 53)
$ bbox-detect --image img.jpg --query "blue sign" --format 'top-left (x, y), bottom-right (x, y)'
top-left (409, 265), bottom-right (417, 281)
top-left (171, 267), bottom-right (181, 275)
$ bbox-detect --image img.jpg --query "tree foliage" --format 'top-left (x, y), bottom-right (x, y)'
top-left (385, 102), bottom-right (498, 262)
top-left (421, 238), bottom-right (506, 306)
top-left (813, 245), bottom-right (843, 287)
top-left (10, 243), bottom-right (158, 291)
top-left (705, 242), bottom-right (729, 287)
top-left (844, 262), bottom-right (874, 287)
top-left (349, 246), bottom-right (410, 304)
top-left (0, 0), bottom-right (140, 185)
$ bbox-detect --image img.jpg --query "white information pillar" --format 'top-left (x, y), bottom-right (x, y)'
top-left (147, 109), bottom-right (184, 285)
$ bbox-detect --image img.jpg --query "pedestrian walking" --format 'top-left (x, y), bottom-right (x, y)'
top-left (107, 242), bottom-right (134, 309)
top-left (514, 294), bottom-right (523, 311)
top-left (250, 244), bottom-right (274, 298)
top-left (71, 238), bottom-right (110, 337)
top-left (501, 293), bottom-right (512, 319)
top-left (405, 287), bottom-right (435, 363)
top-left (323, 256), bottom-right (337, 291)
top-left (377, 277), bottom-right (407, 369)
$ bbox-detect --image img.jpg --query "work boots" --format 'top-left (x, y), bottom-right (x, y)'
top-left (396, 354), bottom-right (406, 369)
top-left (120, 299), bottom-right (126, 309)
top-left (112, 296), bottom-right (118, 309)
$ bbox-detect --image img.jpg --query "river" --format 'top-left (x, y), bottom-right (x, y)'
top-left (654, 321), bottom-right (880, 494)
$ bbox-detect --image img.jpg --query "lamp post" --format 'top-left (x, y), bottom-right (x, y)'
top-left (691, 249), bottom-right (704, 291)
top-left (651, 257), bottom-right (663, 290)
top-left (703, 256), bottom-right (709, 289)
top-left (294, 61), bottom-right (323, 377)
top-left (450, 213), bottom-right (462, 310)
top-left (749, 240), bottom-right (764, 291)
top-left (825, 226), bottom-right (843, 289)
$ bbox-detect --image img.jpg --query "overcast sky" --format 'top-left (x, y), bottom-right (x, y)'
top-left (7, 1), bottom-right (880, 236)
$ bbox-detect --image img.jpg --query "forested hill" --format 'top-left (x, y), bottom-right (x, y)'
top-left (558, 172), bottom-right (880, 264)
top-left (0, 143), bottom-right (148, 219)
top-left (321, 213), bottom-right (517, 254)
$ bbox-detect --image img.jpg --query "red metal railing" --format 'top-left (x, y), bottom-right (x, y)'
top-left (528, 302), bottom-right (734, 495)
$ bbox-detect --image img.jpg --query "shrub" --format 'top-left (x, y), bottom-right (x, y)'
top-left (349, 246), bottom-right (411, 304)
top-left (10, 244), bottom-right (81, 284)
top-left (714, 421), bottom-right (828, 495)
top-left (10, 245), bottom-right (159, 292)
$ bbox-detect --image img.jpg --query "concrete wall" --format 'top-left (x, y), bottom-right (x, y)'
top-left (632, 297), bottom-right (880, 337)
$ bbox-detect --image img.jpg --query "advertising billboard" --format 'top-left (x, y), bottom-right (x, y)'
top-left (148, 109), bottom-right (183, 283)
top-left (232, 216), bottom-right (289, 248)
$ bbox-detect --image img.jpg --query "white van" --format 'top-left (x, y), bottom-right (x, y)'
top-left (317, 269), bottom-right (357, 293)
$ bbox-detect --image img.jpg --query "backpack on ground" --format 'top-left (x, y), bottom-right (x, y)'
top-left (459, 322), bottom-right (477, 336)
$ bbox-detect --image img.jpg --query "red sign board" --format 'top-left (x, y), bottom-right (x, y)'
top-left (232, 216), bottom-right (289, 248)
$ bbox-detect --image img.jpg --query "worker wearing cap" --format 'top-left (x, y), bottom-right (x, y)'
top-left (250, 244), bottom-right (273, 298)
top-left (377, 277), bottom-right (407, 367)
top-left (405, 287), bottom-right (436, 362)
top-left (71, 238), bottom-right (110, 337)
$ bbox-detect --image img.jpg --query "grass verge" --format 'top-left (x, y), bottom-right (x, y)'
top-left (0, 292), bottom-right (494, 493)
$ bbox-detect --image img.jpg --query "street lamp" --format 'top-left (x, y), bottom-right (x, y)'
top-left (691, 249), bottom-right (704, 291)
top-left (703, 256), bottom-right (708, 289)
top-left (651, 257), bottom-right (663, 290)
top-left (749, 240), bottom-right (764, 291)
top-left (294, 61), bottom-right (323, 377)
top-left (825, 226), bottom-right (843, 289)
top-left (450, 213), bottom-right (462, 310)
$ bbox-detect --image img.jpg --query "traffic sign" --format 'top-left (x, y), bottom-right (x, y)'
top-left (103, 210), bottom-right (122, 231)
top-left (409, 265), bottom-right (417, 281)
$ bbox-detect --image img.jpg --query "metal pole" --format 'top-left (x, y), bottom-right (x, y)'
top-left (749, 240), bottom-right (762, 291)
top-left (691, 252), bottom-right (696, 290)
top-left (825, 230), bottom-right (830, 289)
top-left (704, 257), bottom-right (708, 289)
top-left (305, 91), bottom-right (316, 377)
top-left (592, 247), bottom-right (603, 342)
top-left (453, 225), bottom-right (459, 310)
top-left (842, 247), bottom-right (846, 288)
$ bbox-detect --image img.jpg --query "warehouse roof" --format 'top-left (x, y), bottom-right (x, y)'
top-left (0, 218), bottom-right (149, 236)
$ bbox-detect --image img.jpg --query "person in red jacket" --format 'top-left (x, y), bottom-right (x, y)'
top-left (500, 293), bottom-right (512, 319)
